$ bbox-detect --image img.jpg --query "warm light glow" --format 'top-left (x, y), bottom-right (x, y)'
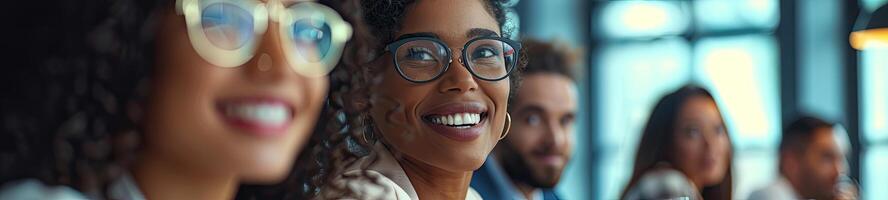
top-left (601, 1), bottom-right (689, 38)
top-left (695, 35), bottom-right (780, 148)
top-left (850, 28), bottom-right (888, 50)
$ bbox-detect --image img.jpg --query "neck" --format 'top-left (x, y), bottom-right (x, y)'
top-left (398, 155), bottom-right (472, 200)
top-left (132, 151), bottom-right (238, 200)
top-left (512, 180), bottom-right (539, 200)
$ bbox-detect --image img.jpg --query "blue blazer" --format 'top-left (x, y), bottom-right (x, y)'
top-left (471, 155), bottom-right (561, 200)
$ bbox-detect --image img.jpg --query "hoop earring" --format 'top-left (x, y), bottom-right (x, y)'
top-left (362, 116), bottom-right (376, 144)
top-left (362, 128), bottom-right (374, 144)
top-left (499, 113), bottom-right (511, 140)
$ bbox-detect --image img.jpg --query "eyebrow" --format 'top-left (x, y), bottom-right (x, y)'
top-left (395, 32), bottom-right (440, 41)
top-left (466, 28), bottom-right (499, 38)
top-left (517, 105), bottom-right (545, 115)
top-left (394, 28), bottom-right (500, 41)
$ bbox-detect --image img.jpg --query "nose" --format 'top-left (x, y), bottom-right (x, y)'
top-left (244, 20), bottom-right (292, 84)
top-left (542, 119), bottom-right (568, 151)
top-left (437, 50), bottom-right (478, 94)
top-left (701, 130), bottom-right (715, 150)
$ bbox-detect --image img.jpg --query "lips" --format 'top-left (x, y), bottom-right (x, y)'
top-left (536, 154), bottom-right (565, 167)
top-left (421, 102), bottom-right (489, 142)
top-left (216, 97), bottom-right (295, 137)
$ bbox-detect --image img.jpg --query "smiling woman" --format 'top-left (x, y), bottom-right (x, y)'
top-left (0, 0), bottom-right (369, 199)
top-left (321, 0), bottom-right (525, 199)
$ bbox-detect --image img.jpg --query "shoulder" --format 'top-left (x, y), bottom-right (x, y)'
top-left (323, 169), bottom-right (412, 200)
top-left (0, 179), bottom-right (88, 200)
top-left (623, 168), bottom-right (701, 200)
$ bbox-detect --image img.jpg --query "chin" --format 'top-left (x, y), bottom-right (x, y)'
top-left (432, 149), bottom-right (490, 172)
top-left (702, 174), bottom-right (726, 186)
top-left (238, 159), bottom-right (296, 183)
top-left (532, 170), bottom-right (563, 188)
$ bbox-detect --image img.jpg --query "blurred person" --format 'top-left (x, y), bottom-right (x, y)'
top-left (471, 39), bottom-right (579, 200)
top-left (621, 85), bottom-right (734, 200)
top-left (748, 116), bottom-right (846, 200)
top-left (322, 0), bottom-right (525, 199)
top-left (0, 0), bottom-right (370, 199)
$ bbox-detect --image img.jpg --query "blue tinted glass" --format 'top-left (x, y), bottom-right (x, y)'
top-left (290, 19), bottom-right (331, 62)
top-left (201, 3), bottom-right (254, 50)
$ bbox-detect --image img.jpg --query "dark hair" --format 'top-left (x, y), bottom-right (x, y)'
top-left (779, 116), bottom-right (834, 157)
top-left (0, 0), bottom-right (372, 199)
top-left (1, 0), bottom-right (164, 197)
top-left (520, 38), bottom-right (580, 82)
top-left (620, 85), bottom-right (734, 200)
top-left (361, 0), bottom-right (516, 44)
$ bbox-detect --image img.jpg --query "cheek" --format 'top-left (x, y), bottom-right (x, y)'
top-left (716, 135), bottom-right (731, 160)
top-left (485, 80), bottom-right (511, 107)
top-left (509, 131), bottom-right (538, 153)
top-left (304, 77), bottom-right (329, 109)
top-left (672, 138), bottom-right (702, 167)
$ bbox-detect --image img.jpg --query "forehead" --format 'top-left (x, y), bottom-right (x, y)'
top-left (514, 74), bottom-right (578, 112)
top-left (396, 0), bottom-right (500, 43)
top-left (809, 128), bottom-right (839, 149)
top-left (677, 96), bottom-right (721, 122)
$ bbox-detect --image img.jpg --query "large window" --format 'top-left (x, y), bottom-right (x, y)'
top-left (592, 0), bottom-right (781, 199)
top-left (861, 48), bottom-right (888, 199)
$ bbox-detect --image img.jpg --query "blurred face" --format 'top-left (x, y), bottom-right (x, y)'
top-left (670, 96), bottom-right (731, 188)
top-left (796, 128), bottom-right (842, 200)
top-left (497, 74), bottom-right (577, 188)
top-left (142, 0), bottom-right (331, 183)
top-left (368, 0), bottom-right (510, 172)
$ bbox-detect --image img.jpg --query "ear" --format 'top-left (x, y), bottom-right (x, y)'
top-left (780, 151), bottom-right (800, 176)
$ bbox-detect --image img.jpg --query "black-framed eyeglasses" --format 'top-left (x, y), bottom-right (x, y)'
top-left (384, 36), bottom-right (521, 83)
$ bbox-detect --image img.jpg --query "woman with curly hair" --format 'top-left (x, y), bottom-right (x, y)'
top-left (323, 0), bottom-right (524, 199)
top-left (0, 0), bottom-right (371, 199)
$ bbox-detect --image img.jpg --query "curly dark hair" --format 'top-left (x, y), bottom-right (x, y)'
top-left (0, 0), bottom-right (373, 199)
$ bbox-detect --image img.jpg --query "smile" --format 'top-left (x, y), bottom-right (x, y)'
top-left (421, 102), bottom-right (489, 141)
top-left (216, 97), bottom-right (295, 137)
top-left (425, 112), bottom-right (486, 129)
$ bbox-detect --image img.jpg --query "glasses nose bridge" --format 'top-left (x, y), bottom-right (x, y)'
top-left (444, 44), bottom-right (471, 68)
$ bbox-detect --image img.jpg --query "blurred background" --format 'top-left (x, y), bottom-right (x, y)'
top-left (507, 0), bottom-right (888, 199)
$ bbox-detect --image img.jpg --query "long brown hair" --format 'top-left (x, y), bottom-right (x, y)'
top-left (620, 85), bottom-right (734, 200)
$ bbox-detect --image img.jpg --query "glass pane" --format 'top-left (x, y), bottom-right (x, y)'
top-left (693, 0), bottom-right (779, 33)
top-left (693, 34), bottom-right (781, 149)
top-left (734, 150), bottom-right (778, 199)
top-left (595, 37), bottom-right (692, 200)
top-left (862, 48), bottom-right (888, 143)
top-left (863, 146), bottom-right (888, 199)
top-left (598, 1), bottom-right (691, 38)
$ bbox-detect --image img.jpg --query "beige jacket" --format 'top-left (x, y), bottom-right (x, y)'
top-left (328, 143), bottom-right (482, 200)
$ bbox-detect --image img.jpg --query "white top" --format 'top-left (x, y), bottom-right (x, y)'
top-left (330, 143), bottom-right (483, 200)
top-left (747, 177), bottom-right (801, 200)
top-left (623, 168), bottom-right (701, 200)
top-left (0, 173), bottom-right (145, 200)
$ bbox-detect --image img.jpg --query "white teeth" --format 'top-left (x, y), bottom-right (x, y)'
top-left (225, 103), bottom-right (290, 126)
top-left (453, 114), bottom-right (463, 125)
top-left (430, 113), bottom-right (482, 126)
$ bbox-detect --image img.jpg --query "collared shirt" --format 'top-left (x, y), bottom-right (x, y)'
top-left (747, 177), bottom-right (802, 200)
